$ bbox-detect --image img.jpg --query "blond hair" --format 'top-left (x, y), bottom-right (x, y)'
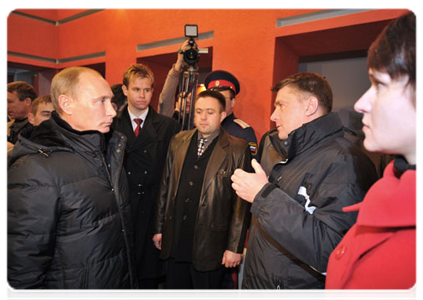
top-left (122, 64), bottom-right (154, 88)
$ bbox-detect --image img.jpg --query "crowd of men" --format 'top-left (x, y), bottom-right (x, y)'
top-left (7, 12), bottom-right (415, 291)
top-left (0, 44), bottom-right (384, 299)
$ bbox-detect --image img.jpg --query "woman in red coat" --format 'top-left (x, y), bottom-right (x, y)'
top-left (326, 12), bottom-right (416, 289)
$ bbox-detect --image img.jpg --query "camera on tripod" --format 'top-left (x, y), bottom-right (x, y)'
top-left (183, 24), bottom-right (199, 66)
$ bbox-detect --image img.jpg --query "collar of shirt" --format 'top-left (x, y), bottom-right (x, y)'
top-left (197, 129), bottom-right (220, 150)
top-left (127, 106), bottom-right (149, 131)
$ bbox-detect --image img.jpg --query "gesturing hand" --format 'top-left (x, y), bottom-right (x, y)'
top-left (231, 159), bottom-right (268, 203)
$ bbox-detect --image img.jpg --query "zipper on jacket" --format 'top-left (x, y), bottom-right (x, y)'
top-left (38, 148), bottom-right (50, 157)
top-left (108, 135), bottom-right (137, 288)
top-left (97, 150), bottom-right (113, 186)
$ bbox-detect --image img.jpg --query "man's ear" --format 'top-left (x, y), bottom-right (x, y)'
top-left (122, 85), bottom-right (128, 97)
top-left (305, 96), bottom-right (319, 117)
top-left (28, 112), bottom-right (35, 125)
top-left (231, 97), bottom-right (236, 109)
top-left (58, 95), bottom-right (73, 115)
top-left (24, 97), bottom-right (31, 107)
top-left (220, 111), bottom-right (227, 122)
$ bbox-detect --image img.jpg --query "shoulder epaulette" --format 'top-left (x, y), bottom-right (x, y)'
top-left (233, 118), bottom-right (250, 129)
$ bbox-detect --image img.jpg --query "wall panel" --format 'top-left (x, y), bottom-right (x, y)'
top-left (7, 8), bottom-right (409, 140)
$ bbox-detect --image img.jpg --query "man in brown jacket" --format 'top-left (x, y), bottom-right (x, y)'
top-left (152, 90), bottom-right (251, 289)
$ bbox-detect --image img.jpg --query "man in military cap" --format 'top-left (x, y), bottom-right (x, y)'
top-left (204, 70), bottom-right (257, 289)
top-left (204, 70), bottom-right (258, 158)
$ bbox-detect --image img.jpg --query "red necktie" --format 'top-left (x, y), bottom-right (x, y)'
top-left (134, 118), bottom-right (143, 137)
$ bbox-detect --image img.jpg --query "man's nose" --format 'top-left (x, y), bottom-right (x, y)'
top-left (270, 108), bottom-right (278, 122)
top-left (106, 101), bottom-right (117, 118)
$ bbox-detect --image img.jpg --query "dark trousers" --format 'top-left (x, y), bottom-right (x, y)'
top-left (221, 267), bottom-right (238, 289)
top-left (138, 278), bottom-right (159, 300)
top-left (166, 258), bottom-right (225, 289)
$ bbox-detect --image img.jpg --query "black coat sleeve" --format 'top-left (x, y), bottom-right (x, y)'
top-left (8, 157), bottom-right (60, 288)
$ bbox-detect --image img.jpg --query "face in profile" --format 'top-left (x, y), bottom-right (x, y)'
top-left (176, 92), bottom-right (191, 112)
top-left (218, 89), bottom-right (235, 117)
top-left (28, 102), bottom-right (54, 126)
top-left (66, 71), bottom-right (116, 133)
top-left (194, 96), bottom-right (226, 137)
top-left (123, 76), bottom-right (154, 114)
top-left (270, 85), bottom-right (309, 140)
top-left (354, 69), bottom-right (416, 158)
top-left (7, 91), bottom-right (30, 120)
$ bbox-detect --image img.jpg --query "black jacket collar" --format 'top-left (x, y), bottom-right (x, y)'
top-left (270, 112), bottom-right (345, 160)
top-left (10, 111), bottom-right (111, 165)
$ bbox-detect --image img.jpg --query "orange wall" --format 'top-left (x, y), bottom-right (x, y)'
top-left (15, 9), bottom-right (59, 21)
top-left (7, 13), bottom-right (57, 59)
top-left (7, 9), bottom-right (409, 140)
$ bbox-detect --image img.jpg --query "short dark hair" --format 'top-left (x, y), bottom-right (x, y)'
top-left (7, 81), bottom-right (37, 102)
top-left (367, 12), bottom-right (415, 89)
top-left (209, 86), bottom-right (236, 99)
top-left (31, 95), bottom-right (52, 115)
top-left (111, 83), bottom-right (127, 110)
top-left (197, 90), bottom-right (226, 112)
top-left (272, 72), bottom-right (333, 113)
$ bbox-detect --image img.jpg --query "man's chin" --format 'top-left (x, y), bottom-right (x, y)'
top-left (99, 127), bottom-right (111, 134)
top-left (278, 132), bottom-right (288, 140)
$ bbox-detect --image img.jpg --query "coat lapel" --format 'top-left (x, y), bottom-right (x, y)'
top-left (132, 108), bottom-right (157, 150)
top-left (172, 130), bottom-right (196, 199)
top-left (118, 106), bottom-right (159, 152)
top-left (116, 107), bottom-right (136, 146)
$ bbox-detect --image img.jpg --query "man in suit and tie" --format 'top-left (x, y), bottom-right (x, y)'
top-left (112, 63), bottom-right (181, 288)
top-left (152, 90), bottom-right (251, 289)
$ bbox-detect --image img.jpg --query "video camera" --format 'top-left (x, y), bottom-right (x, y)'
top-left (183, 24), bottom-right (199, 66)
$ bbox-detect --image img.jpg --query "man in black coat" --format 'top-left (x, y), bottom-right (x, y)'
top-left (112, 64), bottom-right (181, 288)
top-left (8, 67), bottom-right (137, 289)
top-left (152, 90), bottom-right (251, 289)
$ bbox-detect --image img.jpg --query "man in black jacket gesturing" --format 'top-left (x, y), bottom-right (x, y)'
top-left (231, 72), bottom-right (378, 289)
top-left (8, 67), bottom-right (137, 289)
